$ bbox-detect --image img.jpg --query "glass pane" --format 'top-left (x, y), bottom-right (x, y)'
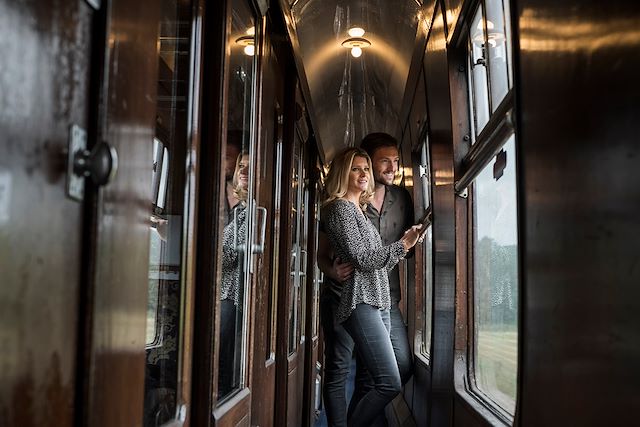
top-left (420, 140), bottom-right (430, 208)
top-left (312, 188), bottom-right (321, 339)
top-left (288, 136), bottom-right (302, 355)
top-left (143, 1), bottom-right (192, 424)
top-left (299, 180), bottom-right (309, 344)
top-left (421, 225), bottom-right (433, 359)
top-left (485, 0), bottom-right (511, 111)
top-left (472, 134), bottom-right (519, 414)
top-left (218, 0), bottom-right (256, 401)
top-left (469, 6), bottom-right (490, 138)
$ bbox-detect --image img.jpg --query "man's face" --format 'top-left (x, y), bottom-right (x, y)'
top-left (225, 145), bottom-right (241, 180)
top-left (370, 146), bottom-right (400, 186)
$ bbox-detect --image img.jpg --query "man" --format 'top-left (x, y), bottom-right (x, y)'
top-left (318, 132), bottom-right (414, 427)
top-left (224, 130), bottom-right (243, 225)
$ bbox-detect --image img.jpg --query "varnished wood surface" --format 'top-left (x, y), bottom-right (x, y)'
top-left (82, 0), bottom-right (161, 425)
top-left (0, 1), bottom-right (94, 425)
top-left (516, 0), bottom-right (640, 424)
top-left (249, 16), bottom-right (282, 427)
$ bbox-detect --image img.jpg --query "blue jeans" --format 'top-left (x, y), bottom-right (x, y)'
top-left (320, 291), bottom-right (355, 427)
top-left (342, 304), bottom-right (401, 427)
top-left (348, 302), bottom-right (413, 425)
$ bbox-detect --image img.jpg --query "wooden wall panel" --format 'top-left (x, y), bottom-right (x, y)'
top-left (83, 0), bottom-right (161, 425)
top-left (516, 1), bottom-right (640, 424)
top-left (0, 1), bottom-right (94, 425)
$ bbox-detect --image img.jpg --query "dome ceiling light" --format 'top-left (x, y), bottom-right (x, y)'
top-left (342, 27), bottom-right (371, 58)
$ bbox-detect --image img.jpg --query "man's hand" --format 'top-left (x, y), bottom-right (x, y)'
top-left (329, 257), bottom-right (354, 283)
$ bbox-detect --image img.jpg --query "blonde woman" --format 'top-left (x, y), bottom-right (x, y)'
top-left (321, 147), bottom-right (421, 427)
top-left (219, 152), bottom-right (249, 397)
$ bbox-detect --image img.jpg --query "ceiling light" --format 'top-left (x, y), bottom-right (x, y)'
top-left (236, 33), bottom-right (255, 56)
top-left (348, 27), bottom-right (365, 38)
top-left (342, 36), bottom-right (371, 57)
top-left (243, 44), bottom-right (255, 56)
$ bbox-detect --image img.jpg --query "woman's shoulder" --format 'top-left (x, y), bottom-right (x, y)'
top-left (324, 198), bottom-right (356, 215)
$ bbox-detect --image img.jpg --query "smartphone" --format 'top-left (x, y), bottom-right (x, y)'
top-left (416, 209), bottom-right (432, 237)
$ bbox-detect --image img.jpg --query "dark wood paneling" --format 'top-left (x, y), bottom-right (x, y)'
top-left (423, 4), bottom-right (456, 426)
top-left (0, 1), bottom-right (94, 425)
top-left (273, 68), bottom-right (301, 427)
top-left (191, 0), bottom-right (227, 424)
top-left (515, 1), bottom-right (640, 425)
top-left (250, 15), bottom-right (282, 427)
top-left (83, 0), bottom-right (161, 425)
top-left (301, 144), bottom-right (321, 427)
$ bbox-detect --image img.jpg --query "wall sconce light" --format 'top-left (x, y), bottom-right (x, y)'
top-left (342, 27), bottom-right (371, 58)
top-left (236, 26), bottom-right (255, 56)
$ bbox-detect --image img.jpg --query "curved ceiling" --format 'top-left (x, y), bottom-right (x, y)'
top-left (288, 0), bottom-right (421, 161)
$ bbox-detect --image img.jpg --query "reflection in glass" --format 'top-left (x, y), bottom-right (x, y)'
top-left (422, 225), bottom-right (433, 359)
top-left (219, 153), bottom-right (250, 398)
top-left (143, 0), bottom-right (192, 424)
top-left (485, 0), bottom-right (511, 111)
top-left (469, 6), bottom-right (490, 139)
top-left (217, 0), bottom-right (256, 401)
top-left (472, 134), bottom-right (518, 414)
top-left (419, 141), bottom-right (433, 360)
top-left (288, 139), bottom-right (301, 355)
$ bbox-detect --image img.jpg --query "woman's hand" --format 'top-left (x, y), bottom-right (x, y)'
top-left (401, 225), bottom-right (423, 252)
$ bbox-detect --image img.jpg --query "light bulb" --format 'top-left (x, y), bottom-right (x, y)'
top-left (351, 46), bottom-right (362, 58)
top-left (348, 27), bottom-right (365, 37)
top-left (246, 26), bottom-right (255, 36)
top-left (244, 44), bottom-right (255, 56)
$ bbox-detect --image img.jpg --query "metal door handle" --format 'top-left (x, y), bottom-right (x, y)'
top-left (252, 206), bottom-right (267, 254)
top-left (73, 141), bottom-right (118, 186)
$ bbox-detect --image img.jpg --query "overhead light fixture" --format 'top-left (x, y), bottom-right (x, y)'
top-left (473, 19), bottom-right (505, 47)
top-left (342, 27), bottom-right (371, 58)
top-left (348, 27), bottom-right (365, 38)
top-left (236, 26), bottom-right (256, 56)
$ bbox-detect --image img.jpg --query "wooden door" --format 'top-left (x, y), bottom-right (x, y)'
top-left (0, 1), bottom-right (96, 425)
top-left (191, 0), bottom-right (262, 425)
top-left (0, 0), bottom-right (162, 426)
top-left (249, 20), bottom-right (285, 427)
top-left (80, 0), bottom-right (161, 425)
top-left (275, 83), bottom-right (310, 427)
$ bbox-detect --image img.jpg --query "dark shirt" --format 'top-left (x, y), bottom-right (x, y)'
top-left (364, 185), bottom-right (414, 304)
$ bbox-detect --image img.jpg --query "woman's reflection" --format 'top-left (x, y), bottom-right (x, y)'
top-left (218, 152), bottom-right (249, 398)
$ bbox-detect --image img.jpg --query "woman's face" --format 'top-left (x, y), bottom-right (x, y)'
top-left (347, 155), bottom-right (370, 194)
top-left (236, 154), bottom-right (250, 190)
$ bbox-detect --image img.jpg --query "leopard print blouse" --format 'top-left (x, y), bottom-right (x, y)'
top-left (323, 199), bottom-right (407, 323)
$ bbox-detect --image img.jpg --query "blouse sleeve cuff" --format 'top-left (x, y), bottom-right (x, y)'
top-left (391, 240), bottom-right (407, 259)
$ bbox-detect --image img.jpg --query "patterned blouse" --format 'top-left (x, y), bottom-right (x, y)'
top-left (221, 205), bottom-right (247, 305)
top-left (323, 199), bottom-right (407, 323)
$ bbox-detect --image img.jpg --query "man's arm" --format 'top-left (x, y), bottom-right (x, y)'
top-left (317, 230), bottom-right (354, 283)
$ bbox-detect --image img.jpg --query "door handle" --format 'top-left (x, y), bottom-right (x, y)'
top-left (251, 206), bottom-right (267, 254)
top-left (66, 124), bottom-right (118, 201)
top-left (73, 140), bottom-right (118, 186)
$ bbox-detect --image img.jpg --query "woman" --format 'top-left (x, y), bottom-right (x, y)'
top-left (219, 152), bottom-right (249, 398)
top-left (322, 147), bottom-right (421, 427)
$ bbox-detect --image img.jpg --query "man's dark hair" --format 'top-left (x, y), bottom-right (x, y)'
top-left (359, 132), bottom-right (399, 157)
top-left (227, 129), bottom-right (246, 152)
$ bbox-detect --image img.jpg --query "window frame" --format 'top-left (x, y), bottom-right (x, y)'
top-left (449, 0), bottom-right (520, 424)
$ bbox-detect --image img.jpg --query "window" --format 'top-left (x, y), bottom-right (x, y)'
top-left (418, 139), bottom-right (433, 361)
top-left (472, 135), bottom-right (518, 414)
top-left (143, 1), bottom-right (194, 424)
top-left (216, 0), bottom-right (257, 402)
top-left (460, 0), bottom-right (519, 419)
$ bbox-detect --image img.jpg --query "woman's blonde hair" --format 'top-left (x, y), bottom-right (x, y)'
top-left (232, 152), bottom-right (249, 202)
top-left (322, 147), bottom-right (374, 208)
